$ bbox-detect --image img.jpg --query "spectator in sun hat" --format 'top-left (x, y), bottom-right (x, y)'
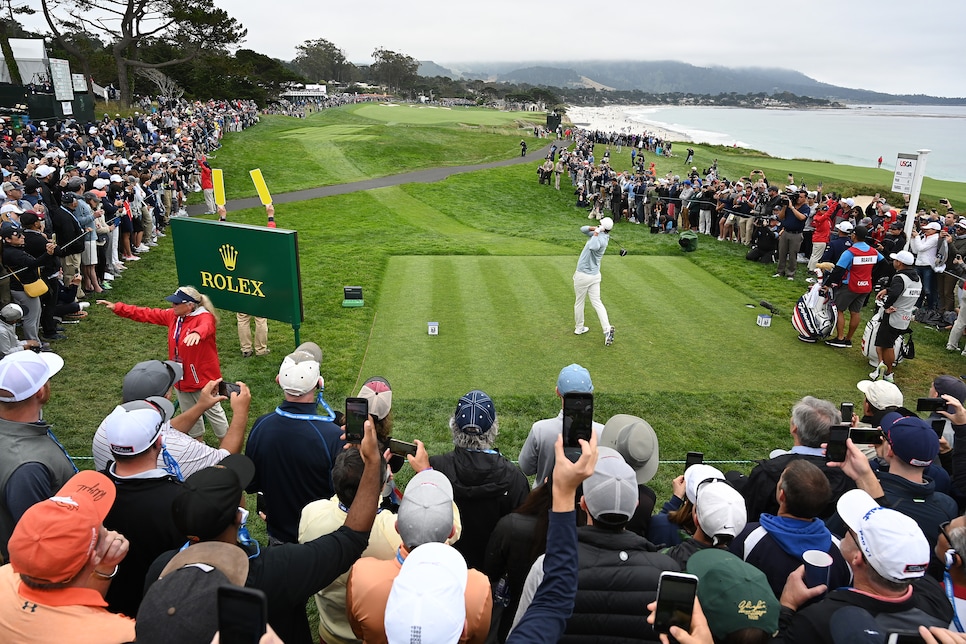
top-left (426, 389), bottom-right (529, 570)
top-left (511, 446), bottom-right (679, 641)
top-left (149, 423), bottom-right (384, 644)
top-left (0, 470), bottom-right (135, 643)
top-left (0, 349), bottom-right (75, 560)
top-left (777, 489), bottom-right (951, 642)
top-left (99, 397), bottom-right (187, 617)
top-left (346, 467), bottom-right (484, 644)
top-left (245, 341), bottom-right (345, 545)
top-left (136, 541), bottom-right (250, 644)
top-left (598, 413), bottom-right (659, 537)
top-left (686, 548), bottom-right (779, 643)
top-left (91, 359), bottom-right (250, 478)
top-left (519, 363), bottom-right (604, 486)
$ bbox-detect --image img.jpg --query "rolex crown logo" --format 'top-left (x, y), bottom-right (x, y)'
top-left (219, 244), bottom-right (238, 271)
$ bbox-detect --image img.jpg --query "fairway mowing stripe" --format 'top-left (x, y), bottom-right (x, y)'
top-left (352, 310), bottom-right (380, 394)
top-left (363, 256), bottom-right (871, 398)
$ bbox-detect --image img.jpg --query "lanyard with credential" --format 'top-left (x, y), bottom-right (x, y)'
top-left (173, 316), bottom-right (184, 362)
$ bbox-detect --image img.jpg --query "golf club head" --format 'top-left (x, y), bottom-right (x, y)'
top-left (619, 247), bottom-right (628, 257)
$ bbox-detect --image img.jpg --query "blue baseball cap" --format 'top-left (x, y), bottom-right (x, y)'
top-left (454, 390), bottom-right (495, 434)
top-left (883, 415), bottom-right (939, 467)
top-left (557, 363), bottom-right (593, 395)
top-left (0, 220), bottom-right (22, 238)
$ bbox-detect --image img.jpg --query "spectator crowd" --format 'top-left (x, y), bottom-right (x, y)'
top-left (2, 109), bottom-right (966, 644)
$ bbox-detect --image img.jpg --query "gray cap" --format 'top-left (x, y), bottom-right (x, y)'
top-left (582, 446), bottom-right (638, 523)
top-left (122, 360), bottom-right (184, 402)
top-left (397, 470), bottom-right (454, 550)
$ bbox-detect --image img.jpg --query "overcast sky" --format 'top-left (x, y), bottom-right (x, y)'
top-left (23, 0), bottom-right (966, 97)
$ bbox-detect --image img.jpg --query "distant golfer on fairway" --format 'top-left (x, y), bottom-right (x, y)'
top-left (574, 217), bottom-right (616, 346)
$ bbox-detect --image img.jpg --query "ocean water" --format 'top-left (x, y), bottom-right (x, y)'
top-left (622, 105), bottom-right (966, 183)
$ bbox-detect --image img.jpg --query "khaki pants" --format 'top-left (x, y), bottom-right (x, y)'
top-left (237, 313), bottom-right (269, 355)
top-left (176, 388), bottom-right (229, 439)
top-left (63, 253), bottom-right (84, 298)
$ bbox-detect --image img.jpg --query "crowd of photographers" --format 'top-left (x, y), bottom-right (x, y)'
top-left (0, 97), bottom-right (259, 353)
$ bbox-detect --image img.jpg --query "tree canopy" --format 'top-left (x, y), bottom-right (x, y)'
top-left (41, 0), bottom-right (246, 105)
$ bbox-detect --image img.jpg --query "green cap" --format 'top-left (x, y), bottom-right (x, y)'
top-left (686, 549), bottom-right (779, 640)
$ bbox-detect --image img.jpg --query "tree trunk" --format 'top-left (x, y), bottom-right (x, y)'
top-left (0, 21), bottom-right (22, 86)
top-left (116, 55), bottom-right (131, 108)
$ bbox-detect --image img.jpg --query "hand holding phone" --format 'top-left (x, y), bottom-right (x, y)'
top-left (562, 392), bottom-right (594, 449)
top-left (653, 572), bottom-right (698, 635)
top-left (344, 397), bottom-right (368, 444)
top-left (218, 381), bottom-right (241, 398)
top-left (825, 425), bottom-right (850, 462)
top-left (388, 438), bottom-right (417, 457)
top-left (840, 402), bottom-right (854, 425)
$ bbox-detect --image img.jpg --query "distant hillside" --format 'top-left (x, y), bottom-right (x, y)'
top-left (418, 59), bottom-right (966, 105)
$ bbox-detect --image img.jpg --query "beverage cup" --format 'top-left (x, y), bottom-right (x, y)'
top-left (803, 549), bottom-right (833, 589)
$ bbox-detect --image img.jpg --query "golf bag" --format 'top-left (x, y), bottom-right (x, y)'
top-left (860, 301), bottom-right (914, 367)
top-left (792, 281), bottom-right (836, 342)
top-left (679, 230), bottom-right (698, 252)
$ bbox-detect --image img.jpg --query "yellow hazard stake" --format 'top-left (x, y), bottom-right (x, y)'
top-left (212, 169), bottom-right (226, 206)
top-left (250, 169), bottom-right (272, 206)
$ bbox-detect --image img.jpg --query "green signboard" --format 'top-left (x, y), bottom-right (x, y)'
top-left (169, 218), bottom-right (302, 328)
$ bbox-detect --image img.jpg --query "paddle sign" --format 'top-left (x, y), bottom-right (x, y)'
top-left (212, 168), bottom-right (226, 206)
top-left (250, 169), bottom-right (272, 205)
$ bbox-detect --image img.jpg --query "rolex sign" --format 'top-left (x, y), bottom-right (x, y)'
top-left (169, 218), bottom-right (303, 325)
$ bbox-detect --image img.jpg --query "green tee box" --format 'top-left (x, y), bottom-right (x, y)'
top-left (169, 218), bottom-right (303, 326)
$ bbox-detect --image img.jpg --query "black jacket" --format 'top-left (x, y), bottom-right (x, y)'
top-left (740, 452), bottom-right (856, 523)
top-left (562, 526), bottom-right (679, 643)
top-left (777, 577), bottom-right (951, 643)
top-left (430, 447), bottom-right (530, 570)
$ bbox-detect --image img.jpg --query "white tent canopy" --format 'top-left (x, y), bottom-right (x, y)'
top-left (0, 38), bottom-right (49, 85)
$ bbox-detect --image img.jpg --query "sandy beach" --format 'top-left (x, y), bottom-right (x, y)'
top-left (565, 105), bottom-right (684, 142)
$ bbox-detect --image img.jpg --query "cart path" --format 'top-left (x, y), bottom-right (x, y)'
top-left (186, 138), bottom-right (566, 215)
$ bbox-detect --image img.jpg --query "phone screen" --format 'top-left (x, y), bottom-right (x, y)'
top-left (826, 425), bottom-right (850, 462)
top-left (388, 438), bottom-right (417, 457)
top-left (849, 428), bottom-right (883, 445)
top-left (840, 402), bottom-right (853, 423)
top-left (685, 452), bottom-right (703, 471)
top-left (218, 586), bottom-right (267, 644)
top-left (562, 392), bottom-right (594, 448)
top-left (344, 397), bottom-right (368, 443)
top-left (654, 572), bottom-right (698, 634)
top-left (916, 397), bottom-right (947, 413)
top-left (218, 381), bottom-right (240, 398)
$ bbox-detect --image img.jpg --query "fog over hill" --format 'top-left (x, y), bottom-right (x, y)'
top-left (416, 59), bottom-right (966, 104)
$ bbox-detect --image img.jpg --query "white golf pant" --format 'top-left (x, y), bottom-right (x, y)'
top-left (573, 270), bottom-right (610, 331)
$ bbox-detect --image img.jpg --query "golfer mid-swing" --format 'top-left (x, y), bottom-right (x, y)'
top-left (573, 217), bottom-right (616, 346)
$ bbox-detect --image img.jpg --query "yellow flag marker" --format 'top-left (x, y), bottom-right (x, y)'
top-left (250, 169), bottom-right (272, 206)
top-left (212, 169), bottom-right (226, 206)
